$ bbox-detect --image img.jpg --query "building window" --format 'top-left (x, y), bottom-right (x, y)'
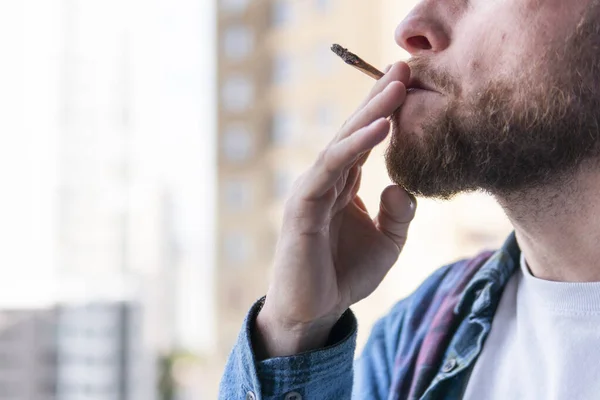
top-left (222, 124), bottom-right (253, 162)
top-left (223, 25), bottom-right (254, 61)
top-left (314, 0), bottom-right (332, 12)
top-left (221, 76), bottom-right (254, 113)
top-left (269, 112), bottom-right (297, 145)
top-left (223, 179), bottom-right (252, 211)
top-left (226, 285), bottom-right (243, 309)
top-left (220, 0), bottom-right (250, 14)
top-left (40, 351), bottom-right (57, 365)
top-left (0, 352), bottom-right (15, 366)
top-left (271, 0), bottom-right (293, 27)
top-left (272, 54), bottom-right (293, 84)
top-left (315, 104), bottom-right (337, 129)
top-left (223, 232), bottom-right (253, 264)
top-left (38, 381), bottom-right (56, 395)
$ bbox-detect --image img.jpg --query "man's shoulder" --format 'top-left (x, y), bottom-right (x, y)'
top-left (359, 235), bottom-right (519, 398)
top-left (363, 249), bottom-right (498, 390)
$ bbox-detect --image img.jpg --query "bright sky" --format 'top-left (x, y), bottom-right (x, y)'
top-left (165, 0), bottom-right (216, 353)
top-left (0, 0), bottom-right (60, 306)
top-left (0, 0), bottom-right (217, 352)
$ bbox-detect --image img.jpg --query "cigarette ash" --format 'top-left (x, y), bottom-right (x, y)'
top-left (331, 44), bottom-right (361, 66)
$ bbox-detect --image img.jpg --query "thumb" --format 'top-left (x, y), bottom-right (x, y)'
top-left (374, 185), bottom-right (417, 250)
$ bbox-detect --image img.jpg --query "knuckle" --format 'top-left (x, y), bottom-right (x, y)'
top-left (316, 147), bottom-right (338, 174)
top-left (282, 196), bottom-right (299, 218)
top-left (290, 172), bottom-right (305, 193)
top-left (341, 117), bottom-right (351, 129)
top-left (316, 147), bottom-right (329, 165)
top-left (347, 137), bottom-right (363, 157)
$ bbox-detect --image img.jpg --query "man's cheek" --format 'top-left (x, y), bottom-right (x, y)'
top-left (452, 10), bottom-right (521, 77)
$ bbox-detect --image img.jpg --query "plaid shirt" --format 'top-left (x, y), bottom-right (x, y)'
top-left (220, 233), bottom-right (520, 399)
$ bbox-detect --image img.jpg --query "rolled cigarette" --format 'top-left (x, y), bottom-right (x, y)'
top-left (331, 44), bottom-right (385, 80)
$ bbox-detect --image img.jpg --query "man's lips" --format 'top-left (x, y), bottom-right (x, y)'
top-left (406, 78), bottom-right (440, 94)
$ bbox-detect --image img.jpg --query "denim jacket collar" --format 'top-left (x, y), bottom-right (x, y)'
top-left (420, 232), bottom-right (521, 399)
top-left (455, 231), bottom-right (521, 318)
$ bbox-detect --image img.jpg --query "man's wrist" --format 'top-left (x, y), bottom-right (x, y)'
top-left (253, 305), bottom-right (336, 360)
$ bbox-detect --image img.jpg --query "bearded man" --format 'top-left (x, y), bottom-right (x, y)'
top-left (220, 0), bottom-right (600, 398)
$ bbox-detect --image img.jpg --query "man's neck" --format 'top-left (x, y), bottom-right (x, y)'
top-left (497, 168), bottom-right (600, 282)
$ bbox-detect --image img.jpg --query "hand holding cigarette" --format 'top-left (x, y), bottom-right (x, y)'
top-left (254, 61), bottom-right (415, 359)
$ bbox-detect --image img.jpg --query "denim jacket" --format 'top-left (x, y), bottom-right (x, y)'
top-left (220, 233), bottom-right (520, 399)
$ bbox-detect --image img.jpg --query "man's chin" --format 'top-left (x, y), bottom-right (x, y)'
top-left (386, 107), bottom-right (473, 200)
top-left (392, 98), bottom-right (449, 142)
top-left (389, 111), bottom-right (422, 144)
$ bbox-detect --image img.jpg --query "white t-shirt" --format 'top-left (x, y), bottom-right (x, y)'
top-left (463, 253), bottom-right (600, 400)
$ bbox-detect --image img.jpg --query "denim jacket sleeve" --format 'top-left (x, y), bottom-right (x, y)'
top-left (353, 303), bottom-right (406, 400)
top-left (218, 294), bottom-right (412, 400)
top-left (219, 296), bottom-right (358, 400)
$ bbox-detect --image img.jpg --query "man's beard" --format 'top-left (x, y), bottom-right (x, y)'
top-left (385, 11), bottom-right (600, 200)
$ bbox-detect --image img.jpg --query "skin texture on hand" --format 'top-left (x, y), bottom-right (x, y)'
top-left (254, 63), bottom-right (417, 359)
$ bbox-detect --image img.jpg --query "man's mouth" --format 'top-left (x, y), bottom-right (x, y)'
top-left (407, 78), bottom-right (439, 94)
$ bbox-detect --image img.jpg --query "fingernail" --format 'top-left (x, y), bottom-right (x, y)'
top-left (408, 192), bottom-right (417, 208)
top-left (383, 64), bottom-right (393, 74)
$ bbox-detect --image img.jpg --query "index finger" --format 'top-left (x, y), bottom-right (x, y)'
top-left (357, 62), bottom-right (410, 110)
top-left (336, 62), bottom-right (410, 140)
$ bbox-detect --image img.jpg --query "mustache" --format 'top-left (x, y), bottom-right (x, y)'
top-left (406, 57), bottom-right (460, 96)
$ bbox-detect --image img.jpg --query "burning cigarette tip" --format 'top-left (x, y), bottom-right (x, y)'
top-left (330, 44), bottom-right (360, 66)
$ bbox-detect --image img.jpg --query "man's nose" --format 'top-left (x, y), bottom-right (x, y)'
top-left (395, 2), bottom-right (451, 55)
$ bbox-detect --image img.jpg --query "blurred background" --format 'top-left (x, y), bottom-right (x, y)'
top-left (0, 0), bottom-right (512, 399)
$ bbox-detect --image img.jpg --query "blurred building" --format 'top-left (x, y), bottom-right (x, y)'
top-left (56, 301), bottom-right (147, 400)
top-left (215, 0), bottom-right (389, 357)
top-left (214, 0), bottom-right (513, 390)
top-left (0, 309), bottom-right (57, 400)
top-left (0, 301), bottom-right (146, 400)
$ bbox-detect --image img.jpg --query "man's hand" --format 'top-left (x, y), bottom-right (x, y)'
top-left (255, 62), bottom-right (416, 358)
